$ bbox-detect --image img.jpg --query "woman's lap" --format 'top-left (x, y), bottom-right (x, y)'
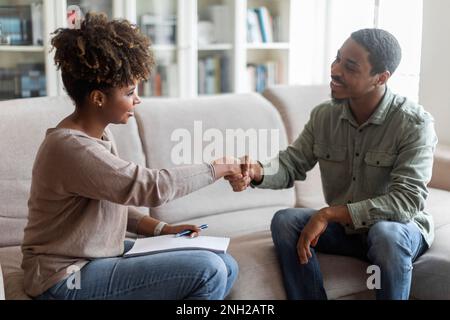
top-left (38, 245), bottom-right (237, 300)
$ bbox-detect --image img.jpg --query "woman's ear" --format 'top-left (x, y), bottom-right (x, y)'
top-left (89, 90), bottom-right (106, 108)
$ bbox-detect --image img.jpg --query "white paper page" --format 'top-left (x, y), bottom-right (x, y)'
top-left (124, 235), bottom-right (230, 257)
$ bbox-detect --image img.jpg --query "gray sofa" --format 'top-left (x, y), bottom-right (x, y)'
top-left (0, 85), bottom-right (449, 300)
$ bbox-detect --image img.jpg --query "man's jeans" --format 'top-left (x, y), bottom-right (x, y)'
top-left (37, 241), bottom-right (238, 300)
top-left (271, 208), bottom-right (428, 300)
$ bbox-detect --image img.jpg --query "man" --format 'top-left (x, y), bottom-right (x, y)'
top-left (227, 29), bottom-right (438, 300)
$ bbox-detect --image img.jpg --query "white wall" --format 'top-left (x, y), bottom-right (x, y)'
top-left (419, 0), bottom-right (450, 146)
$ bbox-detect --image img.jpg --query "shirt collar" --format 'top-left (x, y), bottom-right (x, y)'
top-left (339, 87), bottom-right (394, 126)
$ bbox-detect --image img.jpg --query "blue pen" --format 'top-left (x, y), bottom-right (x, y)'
top-left (175, 224), bottom-right (208, 238)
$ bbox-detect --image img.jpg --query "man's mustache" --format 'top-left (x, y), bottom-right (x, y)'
top-left (331, 76), bottom-right (345, 86)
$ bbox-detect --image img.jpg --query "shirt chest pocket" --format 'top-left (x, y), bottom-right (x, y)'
top-left (313, 144), bottom-right (347, 162)
top-left (364, 151), bottom-right (397, 167)
top-left (363, 151), bottom-right (397, 195)
top-left (313, 144), bottom-right (348, 188)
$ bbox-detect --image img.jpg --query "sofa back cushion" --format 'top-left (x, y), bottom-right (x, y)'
top-left (263, 85), bottom-right (330, 209)
top-left (0, 96), bottom-right (146, 247)
top-left (135, 93), bottom-right (295, 223)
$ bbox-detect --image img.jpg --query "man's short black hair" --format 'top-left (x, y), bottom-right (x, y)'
top-left (351, 28), bottom-right (402, 76)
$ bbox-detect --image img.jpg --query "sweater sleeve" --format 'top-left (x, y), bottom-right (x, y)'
top-left (127, 206), bottom-right (148, 234)
top-left (53, 135), bottom-right (215, 208)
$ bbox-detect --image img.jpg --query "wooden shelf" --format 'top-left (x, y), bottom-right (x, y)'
top-left (0, 45), bottom-right (45, 53)
top-left (198, 43), bottom-right (233, 51)
top-left (246, 42), bottom-right (290, 50)
top-left (152, 44), bottom-right (177, 51)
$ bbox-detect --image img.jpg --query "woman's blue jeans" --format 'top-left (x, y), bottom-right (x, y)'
top-left (271, 208), bottom-right (428, 300)
top-left (37, 241), bottom-right (238, 300)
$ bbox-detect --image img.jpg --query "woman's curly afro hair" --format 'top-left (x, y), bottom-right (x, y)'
top-left (51, 12), bottom-right (155, 106)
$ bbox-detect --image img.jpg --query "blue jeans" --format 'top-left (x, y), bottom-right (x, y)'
top-left (37, 241), bottom-right (238, 300)
top-left (271, 208), bottom-right (428, 300)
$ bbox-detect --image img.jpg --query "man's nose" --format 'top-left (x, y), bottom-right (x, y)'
top-left (331, 61), bottom-right (341, 76)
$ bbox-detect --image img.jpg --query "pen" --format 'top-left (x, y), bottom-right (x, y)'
top-left (175, 224), bottom-right (208, 238)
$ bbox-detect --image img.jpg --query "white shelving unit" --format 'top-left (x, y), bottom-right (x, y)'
top-left (0, 0), bottom-right (301, 100)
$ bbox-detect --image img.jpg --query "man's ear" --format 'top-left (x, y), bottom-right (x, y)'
top-left (89, 90), bottom-right (106, 108)
top-left (376, 71), bottom-right (391, 86)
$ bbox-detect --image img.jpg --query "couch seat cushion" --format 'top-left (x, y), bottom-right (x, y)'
top-left (0, 246), bottom-right (30, 300)
top-left (226, 230), bottom-right (374, 300)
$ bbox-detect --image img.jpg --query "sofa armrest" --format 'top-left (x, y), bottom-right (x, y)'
top-left (0, 264), bottom-right (5, 300)
top-left (429, 145), bottom-right (450, 191)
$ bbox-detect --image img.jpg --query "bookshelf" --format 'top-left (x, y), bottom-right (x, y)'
top-left (0, 0), bottom-right (300, 100)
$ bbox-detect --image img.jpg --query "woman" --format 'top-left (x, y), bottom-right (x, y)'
top-left (21, 13), bottom-right (240, 300)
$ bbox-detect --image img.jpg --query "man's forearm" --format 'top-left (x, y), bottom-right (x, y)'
top-left (321, 205), bottom-right (354, 226)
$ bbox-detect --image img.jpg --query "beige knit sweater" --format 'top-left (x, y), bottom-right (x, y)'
top-left (21, 128), bottom-right (215, 297)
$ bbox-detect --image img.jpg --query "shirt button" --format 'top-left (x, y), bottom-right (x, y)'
top-left (326, 154), bottom-right (330, 159)
top-left (376, 161), bottom-right (380, 165)
top-left (362, 222), bottom-right (367, 226)
top-left (352, 177), bottom-right (356, 181)
top-left (356, 153), bottom-right (360, 157)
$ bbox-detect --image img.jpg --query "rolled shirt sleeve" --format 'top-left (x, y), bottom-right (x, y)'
top-left (255, 113), bottom-right (318, 190)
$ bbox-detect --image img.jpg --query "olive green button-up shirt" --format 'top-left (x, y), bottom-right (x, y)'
top-left (258, 88), bottom-right (438, 247)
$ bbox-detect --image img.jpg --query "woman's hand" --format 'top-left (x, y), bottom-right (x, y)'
top-left (162, 224), bottom-right (203, 238)
top-left (211, 156), bottom-right (242, 180)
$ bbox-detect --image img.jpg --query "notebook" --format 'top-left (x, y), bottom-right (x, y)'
top-left (124, 235), bottom-right (230, 257)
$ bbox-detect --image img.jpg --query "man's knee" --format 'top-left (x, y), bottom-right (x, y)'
top-left (271, 208), bottom-right (312, 233)
top-left (367, 221), bottom-right (414, 266)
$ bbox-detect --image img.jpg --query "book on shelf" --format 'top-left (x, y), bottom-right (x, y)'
top-left (255, 7), bottom-right (273, 43)
top-left (124, 235), bottom-right (230, 257)
top-left (246, 61), bottom-right (281, 93)
top-left (0, 63), bottom-right (46, 100)
top-left (247, 7), bottom-right (274, 43)
top-left (198, 54), bottom-right (231, 95)
top-left (30, 2), bottom-right (43, 45)
top-left (0, 5), bottom-right (33, 45)
top-left (246, 8), bottom-right (262, 43)
top-left (139, 63), bottom-right (178, 97)
top-left (208, 4), bottom-right (230, 44)
top-left (140, 13), bottom-right (177, 45)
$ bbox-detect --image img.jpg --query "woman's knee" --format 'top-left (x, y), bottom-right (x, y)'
top-left (196, 251), bottom-right (229, 282)
top-left (220, 253), bottom-right (239, 280)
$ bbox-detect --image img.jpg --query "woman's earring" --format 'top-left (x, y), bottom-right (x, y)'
top-left (98, 103), bottom-right (103, 108)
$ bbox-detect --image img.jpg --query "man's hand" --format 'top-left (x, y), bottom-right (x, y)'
top-left (297, 211), bottom-right (329, 264)
top-left (296, 205), bottom-right (353, 264)
top-left (225, 156), bottom-right (263, 192)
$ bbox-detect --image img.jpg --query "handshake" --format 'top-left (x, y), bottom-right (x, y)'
top-left (211, 156), bottom-right (263, 192)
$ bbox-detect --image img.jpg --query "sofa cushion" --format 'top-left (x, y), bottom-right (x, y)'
top-left (263, 85), bottom-right (330, 209)
top-left (135, 93), bottom-right (295, 222)
top-left (0, 96), bottom-right (74, 247)
top-left (0, 246), bottom-right (30, 300)
top-left (179, 206), bottom-right (291, 238)
top-left (427, 188), bottom-right (450, 229)
top-left (410, 187), bottom-right (450, 299)
top-left (411, 224), bottom-right (450, 299)
top-left (227, 230), bottom-right (374, 300)
top-left (0, 264), bottom-right (4, 300)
